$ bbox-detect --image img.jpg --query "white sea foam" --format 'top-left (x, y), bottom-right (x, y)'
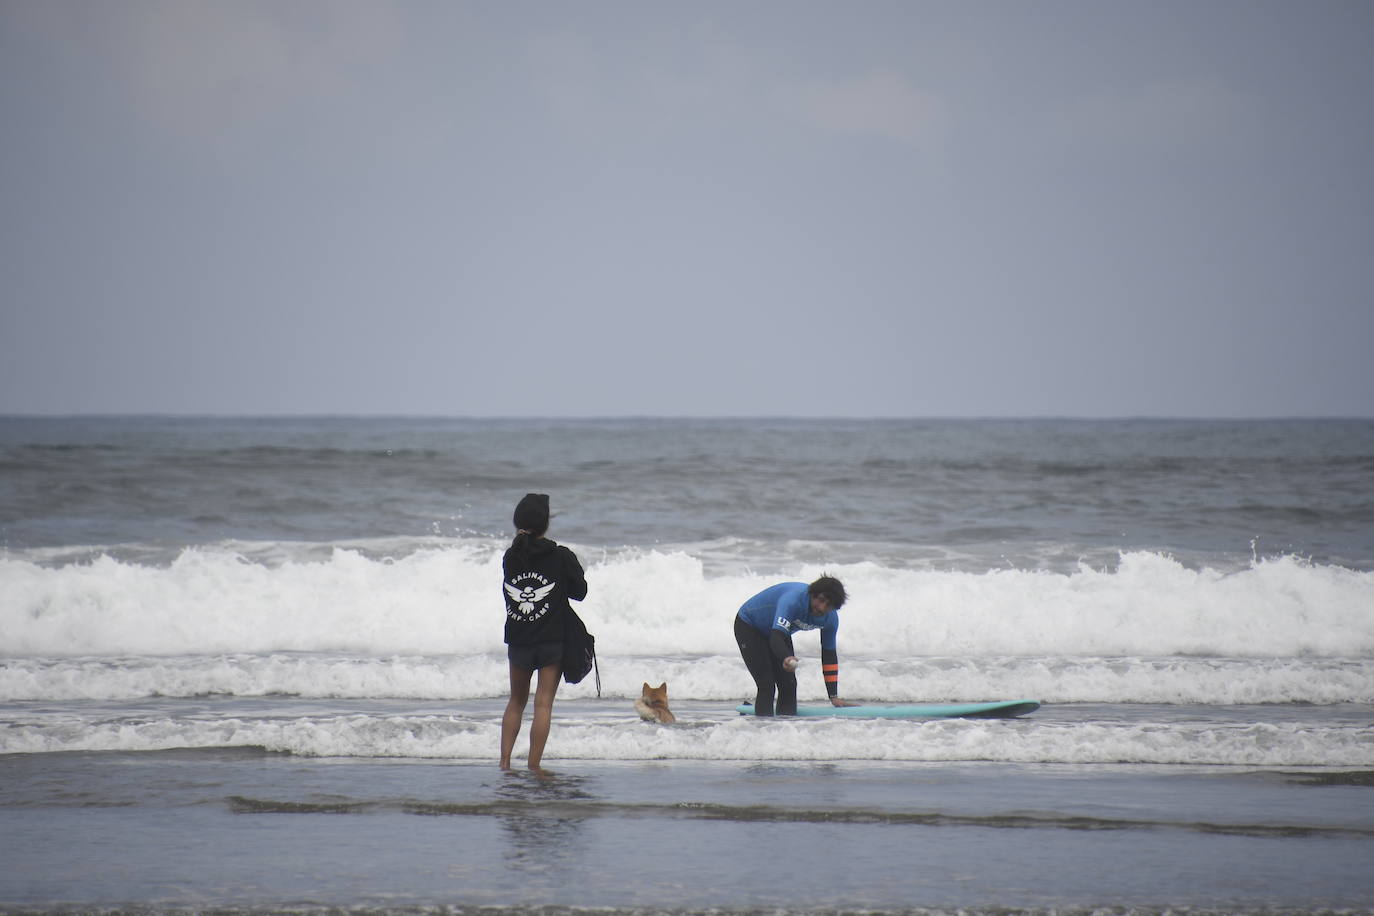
top-left (3, 543), bottom-right (1371, 660)
top-left (3, 653), bottom-right (1372, 705)
top-left (4, 707), bottom-right (1372, 767)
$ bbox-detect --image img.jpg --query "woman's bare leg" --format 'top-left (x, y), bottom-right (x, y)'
top-left (500, 663), bottom-right (533, 770)
top-left (526, 662), bottom-right (562, 773)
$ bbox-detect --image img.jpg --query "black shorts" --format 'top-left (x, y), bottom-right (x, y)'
top-left (507, 640), bottom-right (563, 672)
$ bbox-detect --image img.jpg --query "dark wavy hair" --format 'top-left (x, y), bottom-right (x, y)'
top-left (808, 574), bottom-right (847, 609)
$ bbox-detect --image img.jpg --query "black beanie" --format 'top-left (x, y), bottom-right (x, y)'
top-left (513, 493), bottom-right (550, 533)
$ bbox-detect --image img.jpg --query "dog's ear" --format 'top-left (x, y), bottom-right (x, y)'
top-left (657, 682), bottom-right (667, 692)
top-left (642, 682), bottom-right (651, 691)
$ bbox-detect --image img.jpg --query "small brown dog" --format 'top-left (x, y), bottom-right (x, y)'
top-left (634, 682), bottom-right (676, 724)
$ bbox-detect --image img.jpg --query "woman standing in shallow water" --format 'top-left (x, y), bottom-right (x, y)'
top-left (499, 493), bottom-right (588, 772)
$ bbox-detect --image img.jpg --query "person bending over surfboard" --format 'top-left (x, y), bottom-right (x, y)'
top-left (500, 493), bottom-right (588, 773)
top-left (734, 576), bottom-right (861, 716)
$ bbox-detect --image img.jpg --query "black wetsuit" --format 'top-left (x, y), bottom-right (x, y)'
top-left (734, 582), bottom-right (840, 716)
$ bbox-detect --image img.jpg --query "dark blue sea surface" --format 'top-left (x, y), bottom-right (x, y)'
top-left (4, 416), bottom-right (1372, 570)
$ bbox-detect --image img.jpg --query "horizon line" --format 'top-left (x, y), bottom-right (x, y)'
top-left (2, 412), bottom-right (1371, 422)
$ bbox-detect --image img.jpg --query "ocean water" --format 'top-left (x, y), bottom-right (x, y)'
top-left (2, 416), bottom-right (1373, 914)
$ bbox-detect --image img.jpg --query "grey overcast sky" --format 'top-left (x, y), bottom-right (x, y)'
top-left (1, 1), bottom-right (1371, 417)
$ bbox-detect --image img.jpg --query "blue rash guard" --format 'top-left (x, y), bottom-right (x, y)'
top-left (735, 581), bottom-right (844, 707)
top-left (737, 582), bottom-right (839, 650)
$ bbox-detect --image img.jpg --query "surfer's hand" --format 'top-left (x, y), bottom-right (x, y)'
top-left (830, 697), bottom-right (862, 707)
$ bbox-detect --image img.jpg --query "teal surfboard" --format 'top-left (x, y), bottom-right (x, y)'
top-left (735, 699), bottom-right (1040, 719)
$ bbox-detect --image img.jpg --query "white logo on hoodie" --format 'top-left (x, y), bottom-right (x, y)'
top-left (505, 572), bottom-right (556, 620)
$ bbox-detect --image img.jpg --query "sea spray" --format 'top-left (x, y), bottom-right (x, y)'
top-left (4, 543), bottom-right (1371, 658)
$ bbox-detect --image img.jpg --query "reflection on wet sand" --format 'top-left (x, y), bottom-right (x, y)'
top-left (492, 770), bottom-right (598, 872)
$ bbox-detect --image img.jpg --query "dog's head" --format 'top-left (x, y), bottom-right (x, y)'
top-left (640, 681), bottom-right (669, 705)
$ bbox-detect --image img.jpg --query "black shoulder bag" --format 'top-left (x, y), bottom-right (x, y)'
top-left (562, 608), bottom-right (600, 696)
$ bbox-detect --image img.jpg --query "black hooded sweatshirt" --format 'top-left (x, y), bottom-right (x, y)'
top-left (501, 536), bottom-right (588, 645)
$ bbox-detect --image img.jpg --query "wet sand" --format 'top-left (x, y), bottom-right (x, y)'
top-left (3, 749), bottom-right (1373, 912)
